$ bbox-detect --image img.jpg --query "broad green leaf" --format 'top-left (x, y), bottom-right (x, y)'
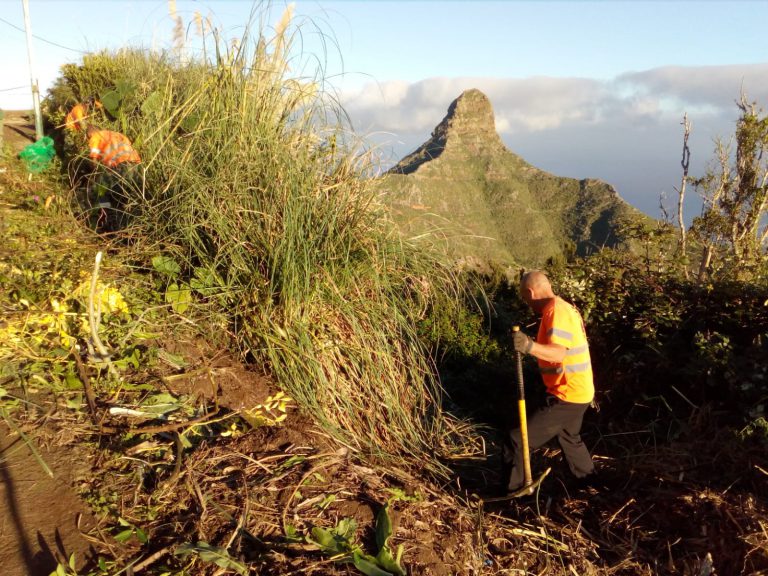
top-left (375, 504), bottom-right (392, 550)
top-left (189, 276), bottom-right (207, 292)
top-left (142, 392), bottom-right (180, 404)
top-left (114, 348), bottom-right (141, 371)
top-left (69, 552), bottom-right (76, 570)
top-left (376, 546), bottom-right (406, 576)
top-left (165, 282), bottom-right (191, 314)
top-left (115, 78), bottom-right (137, 98)
top-left (308, 526), bottom-right (346, 555)
top-left (151, 255), bottom-right (181, 278)
top-left (277, 454), bottom-right (306, 471)
top-left (385, 487), bottom-right (420, 503)
top-left (174, 543), bottom-right (195, 557)
top-left (132, 330), bottom-right (162, 340)
top-left (140, 92), bottom-right (163, 118)
top-left (65, 393), bottom-right (83, 410)
top-left (64, 371), bottom-right (82, 390)
top-left (336, 517), bottom-right (357, 541)
top-left (190, 266), bottom-right (222, 295)
top-left (157, 350), bottom-right (187, 369)
top-left (179, 111), bottom-right (202, 133)
top-left (175, 542), bottom-right (248, 576)
top-left (283, 523), bottom-right (302, 543)
top-left (99, 90), bottom-right (122, 116)
top-left (114, 528), bottom-right (134, 543)
top-left (374, 504), bottom-right (406, 575)
top-left (352, 551), bottom-right (393, 576)
top-left (118, 381), bottom-right (156, 392)
top-left (317, 493), bottom-right (336, 510)
top-left (140, 392), bottom-right (182, 410)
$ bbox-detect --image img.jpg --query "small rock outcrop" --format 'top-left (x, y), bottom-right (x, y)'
top-left (389, 89), bottom-right (508, 175)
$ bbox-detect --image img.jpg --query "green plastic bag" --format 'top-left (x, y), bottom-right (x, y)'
top-left (19, 136), bottom-right (55, 173)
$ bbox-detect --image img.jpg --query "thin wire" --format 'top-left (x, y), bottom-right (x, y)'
top-left (0, 85), bottom-right (28, 92)
top-left (0, 15), bottom-right (87, 54)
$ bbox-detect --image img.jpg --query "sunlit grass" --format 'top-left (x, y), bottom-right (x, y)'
top-left (44, 7), bottom-right (479, 473)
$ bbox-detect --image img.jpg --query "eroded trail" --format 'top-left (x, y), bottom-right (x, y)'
top-left (0, 423), bottom-right (97, 576)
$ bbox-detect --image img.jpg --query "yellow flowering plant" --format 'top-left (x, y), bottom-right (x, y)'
top-left (0, 277), bottom-right (131, 356)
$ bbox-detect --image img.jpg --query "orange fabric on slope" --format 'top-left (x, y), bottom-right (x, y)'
top-left (88, 130), bottom-right (141, 168)
top-left (64, 103), bottom-right (88, 132)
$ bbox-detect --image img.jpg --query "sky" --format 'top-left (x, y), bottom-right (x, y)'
top-left (2, 0), bottom-right (768, 221)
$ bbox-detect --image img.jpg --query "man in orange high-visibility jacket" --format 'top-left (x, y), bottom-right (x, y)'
top-left (64, 98), bottom-right (102, 132)
top-left (86, 124), bottom-right (141, 231)
top-left (504, 270), bottom-right (597, 494)
top-left (87, 125), bottom-right (141, 167)
top-left (64, 103), bottom-right (88, 132)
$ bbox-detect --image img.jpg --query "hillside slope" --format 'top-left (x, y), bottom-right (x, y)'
top-left (2, 112), bottom-right (765, 576)
top-left (375, 89), bottom-right (650, 267)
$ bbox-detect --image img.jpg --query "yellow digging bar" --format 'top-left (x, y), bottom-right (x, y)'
top-left (484, 326), bottom-right (550, 502)
top-left (508, 325), bottom-right (551, 497)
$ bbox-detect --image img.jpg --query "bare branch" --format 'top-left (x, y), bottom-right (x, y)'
top-left (677, 113), bottom-right (691, 277)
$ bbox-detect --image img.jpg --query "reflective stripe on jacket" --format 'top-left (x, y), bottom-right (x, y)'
top-left (536, 296), bottom-right (594, 404)
top-left (88, 130), bottom-right (141, 168)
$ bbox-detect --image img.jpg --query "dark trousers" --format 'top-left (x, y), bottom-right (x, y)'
top-left (503, 396), bottom-right (595, 491)
top-left (93, 163), bottom-right (139, 232)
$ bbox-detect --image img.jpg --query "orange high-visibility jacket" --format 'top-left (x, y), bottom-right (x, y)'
top-left (65, 103), bottom-right (87, 132)
top-left (536, 296), bottom-right (594, 404)
top-left (88, 130), bottom-right (141, 168)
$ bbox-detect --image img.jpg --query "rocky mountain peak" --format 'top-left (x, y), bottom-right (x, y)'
top-left (440, 88), bottom-right (501, 142)
top-left (389, 88), bottom-right (506, 175)
top-left (377, 89), bottom-right (650, 266)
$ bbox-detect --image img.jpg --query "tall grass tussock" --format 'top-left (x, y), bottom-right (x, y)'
top-left (45, 5), bottom-right (477, 473)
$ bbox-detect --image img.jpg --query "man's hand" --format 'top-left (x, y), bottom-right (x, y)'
top-left (513, 330), bottom-right (533, 354)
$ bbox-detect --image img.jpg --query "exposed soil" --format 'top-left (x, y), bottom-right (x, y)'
top-left (159, 336), bottom-right (275, 410)
top-left (1, 110), bottom-right (92, 576)
top-left (0, 422), bottom-right (98, 576)
top-left (2, 110), bottom-right (37, 151)
top-left (1, 335), bottom-right (767, 575)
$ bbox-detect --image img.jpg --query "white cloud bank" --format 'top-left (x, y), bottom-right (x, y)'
top-left (341, 63), bottom-right (768, 220)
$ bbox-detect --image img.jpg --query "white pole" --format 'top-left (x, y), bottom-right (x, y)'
top-left (22, 0), bottom-right (44, 140)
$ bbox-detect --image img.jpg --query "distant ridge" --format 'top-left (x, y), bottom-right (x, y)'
top-left (375, 89), bottom-right (650, 268)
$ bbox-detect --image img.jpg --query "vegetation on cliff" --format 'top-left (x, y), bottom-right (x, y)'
top-left (374, 88), bottom-right (651, 268)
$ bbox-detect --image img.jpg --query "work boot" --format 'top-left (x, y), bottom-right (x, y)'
top-left (569, 470), bottom-right (618, 494)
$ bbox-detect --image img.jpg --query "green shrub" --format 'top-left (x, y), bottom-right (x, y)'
top-left (549, 249), bottom-right (768, 422)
